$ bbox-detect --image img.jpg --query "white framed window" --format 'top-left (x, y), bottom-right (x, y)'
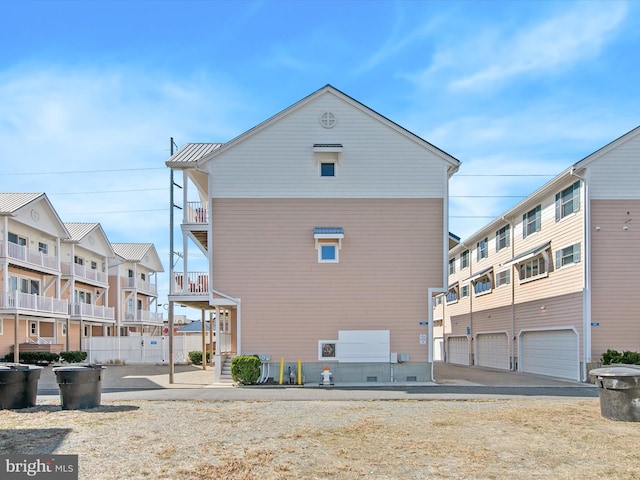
top-left (556, 243), bottom-right (581, 268)
top-left (91, 261), bottom-right (97, 270)
top-left (8, 232), bottom-right (27, 246)
top-left (30, 322), bottom-right (38, 336)
top-left (496, 225), bottom-right (510, 251)
top-left (314, 145), bottom-right (341, 179)
top-left (449, 258), bottom-right (456, 275)
top-left (318, 340), bottom-right (338, 361)
top-left (320, 162), bottom-right (336, 177)
top-left (556, 181), bottom-right (580, 221)
top-left (74, 255), bottom-right (84, 266)
top-left (62, 322), bottom-right (67, 337)
top-left (518, 255), bottom-right (547, 282)
top-left (74, 290), bottom-right (92, 304)
top-left (318, 242), bottom-right (339, 263)
top-left (38, 242), bottom-right (48, 254)
top-left (460, 250), bottom-right (469, 269)
top-left (461, 284), bottom-right (470, 298)
top-left (523, 205), bottom-right (541, 238)
top-left (314, 227), bottom-right (343, 264)
top-left (446, 285), bottom-right (459, 304)
top-left (473, 274), bottom-right (493, 296)
top-left (495, 269), bottom-right (510, 287)
top-left (477, 237), bottom-right (488, 261)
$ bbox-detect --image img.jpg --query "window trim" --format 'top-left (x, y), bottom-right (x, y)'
top-left (495, 269), bottom-right (511, 288)
top-left (477, 237), bottom-right (488, 261)
top-left (446, 284), bottom-right (459, 304)
top-left (318, 340), bottom-right (338, 361)
top-left (556, 181), bottom-right (580, 221)
top-left (496, 225), bottom-right (510, 251)
top-left (448, 258), bottom-right (456, 275)
top-left (518, 254), bottom-right (548, 283)
top-left (523, 205), bottom-right (542, 238)
top-left (460, 250), bottom-right (470, 269)
top-left (460, 284), bottom-right (470, 298)
top-left (473, 274), bottom-right (493, 296)
top-left (555, 243), bottom-right (581, 269)
top-left (318, 242), bottom-right (339, 263)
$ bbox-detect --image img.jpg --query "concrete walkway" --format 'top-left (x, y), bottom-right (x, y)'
top-left (34, 363), bottom-right (598, 403)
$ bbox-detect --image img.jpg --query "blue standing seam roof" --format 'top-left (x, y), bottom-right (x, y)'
top-left (314, 227), bottom-right (344, 234)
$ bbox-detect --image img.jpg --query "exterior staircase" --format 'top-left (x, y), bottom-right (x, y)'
top-left (219, 355), bottom-right (234, 383)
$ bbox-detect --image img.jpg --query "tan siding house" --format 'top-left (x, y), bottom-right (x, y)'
top-left (167, 85), bottom-right (460, 383)
top-left (441, 125), bottom-right (640, 382)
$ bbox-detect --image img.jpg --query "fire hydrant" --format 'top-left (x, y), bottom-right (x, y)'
top-left (321, 366), bottom-right (333, 386)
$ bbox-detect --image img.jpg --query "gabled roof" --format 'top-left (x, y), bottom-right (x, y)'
top-left (0, 192), bottom-right (44, 214)
top-left (64, 222), bottom-right (100, 241)
top-left (197, 84), bottom-right (461, 173)
top-left (165, 143), bottom-right (224, 168)
top-left (0, 192), bottom-right (70, 239)
top-left (111, 243), bottom-right (164, 272)
top-left (574, 124), bottom-right (640, 169)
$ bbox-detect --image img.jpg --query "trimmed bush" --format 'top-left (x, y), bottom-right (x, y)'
top-left (230, 355), bottom-right (261, 385)
top-left (60, 351), bottom-right (88, 363)
top-left (1, 352), bottom-right (60, 365)
top-left (188, 350), bottom-right (213, 366)
top-left (601, 349), bottom-right (640, 365)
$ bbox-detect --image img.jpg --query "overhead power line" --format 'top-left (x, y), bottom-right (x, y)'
top-left (3, 167), bottom-right (165, 176)
top-left (49, 188), bottom-right (166, 196)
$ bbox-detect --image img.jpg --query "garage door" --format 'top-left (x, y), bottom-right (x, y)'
top-left (520, 329), bottom-right (579, 381)
top-left (447, 336), bottom-right (470, 365)
top-left (476, 333), bottom-right (509, 370)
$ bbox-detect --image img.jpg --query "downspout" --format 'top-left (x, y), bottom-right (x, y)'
top-left (502, 215), bottom-right (516, 371)
top-left (571, 167), bottom-right (590, 382)
top-left (429, 164), bottom-right (451, 382)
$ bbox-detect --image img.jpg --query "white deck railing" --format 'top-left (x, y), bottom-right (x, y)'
top-left (61, 262), bottom-right (108, 284)
top-left (0, 292), bottom-right (69, 315)
top-left (173, 272), bottom-right (209, 294)
top-left (3, 241), bottom-right (58, 270)
top-left (122, 277), bottom-right (158, 295)
top-left (186, 202), bottom-right (208, 224)
top-left (70, 303), bottom-right (115, 320)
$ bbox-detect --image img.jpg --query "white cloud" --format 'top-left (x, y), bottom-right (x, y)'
top-left (407, 2), bottom-right (628, 93)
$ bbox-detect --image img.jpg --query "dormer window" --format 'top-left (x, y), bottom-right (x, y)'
top-left (314, 227), bottom-right (344, 264)
top-left (314, 144), bottom-right (342, 178)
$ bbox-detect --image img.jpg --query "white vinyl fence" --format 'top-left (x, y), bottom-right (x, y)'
top-left (83, 336), bottom-right (205, 364)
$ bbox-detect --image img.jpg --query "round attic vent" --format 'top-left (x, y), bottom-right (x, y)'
top-left (320, 112), bottom-right (336, 129)
top-left (30, 209), bottom-right (40, 222)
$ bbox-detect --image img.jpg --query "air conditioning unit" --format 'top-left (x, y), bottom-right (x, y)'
top-left (398, 353), bottom-right (410, 363)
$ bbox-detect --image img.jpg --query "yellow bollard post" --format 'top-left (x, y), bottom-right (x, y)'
top-left (279, 357), bottom-right (285, 385)
top-left (298, 358), bottom-right (302, 385)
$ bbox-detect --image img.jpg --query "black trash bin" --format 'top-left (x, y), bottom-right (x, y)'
top-left (0, 364), bottom-right (43, 409)
top-left (54, 364), bottom-right (105, 410)
top-left (589, 365), bottom-right (640, 422)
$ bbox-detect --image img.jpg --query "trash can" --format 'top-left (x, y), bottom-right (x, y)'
top-left (0, 364), bottom-right (43, 409)
top-left (54, 364), bottom-right (105, 410)
top-left (589, 365), bottom-right (640, 422)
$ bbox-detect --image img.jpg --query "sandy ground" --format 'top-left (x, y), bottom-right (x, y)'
top-left (1, 396), bottom-right (639, 480)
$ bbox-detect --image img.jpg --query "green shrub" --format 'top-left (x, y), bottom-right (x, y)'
top-left (188, 350), bottom-right (213, 366)
top-left (60, 351), bottom-right (88, 363)
top-left (601, 349), bottom-right (640, 365)
top-left (230, 355), bottom-right (261, 385)
top-left (1, 352), bottom-right (60, 365)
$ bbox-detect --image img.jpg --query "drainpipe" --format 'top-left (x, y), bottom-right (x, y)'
top-left (502, 215), bottom-right (516, 371)
top-left (570, 167), bottom-right (590, 382)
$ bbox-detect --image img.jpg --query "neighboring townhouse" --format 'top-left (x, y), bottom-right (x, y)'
top-left (108, 243), bottom-right (164, 336)
top-left (61, 223), bottom-right (116, 343)
top-left (438, 125), bottom-right (640, 382)
top-left (166, 84), bottom-right (460, 382)
top-left (0, 193), bottom-right (71, 359)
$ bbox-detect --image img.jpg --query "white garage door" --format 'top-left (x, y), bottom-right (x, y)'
top-left (433, 338), bottom-right (444, 362)
top-left (476, 333), bottom-right (509, 370)
top-left (520, 330), bottom-right (579, 381)
top-left (447, 336), bottom-right (470, 365)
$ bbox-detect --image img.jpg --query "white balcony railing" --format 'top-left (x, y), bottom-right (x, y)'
top-left (122, 277), bottom-right (158, 295)
top-left (0, 292), bottom-right (68, 315)
top-left (124, 310), bottom-right (164, 324)
top-left (3, 241), bottom-right (58, 270)
top-left (173, 272), bottom-right (209, 295)
top-left (61, 262), bottom-right (108, 284)
top-left (186, 202), bottom-right (208, 224)
top-left (70, 303), bottom-right (115, 320)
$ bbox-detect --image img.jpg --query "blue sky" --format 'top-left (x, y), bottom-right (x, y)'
top-left (1, 0), bottom-right (639, 307)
